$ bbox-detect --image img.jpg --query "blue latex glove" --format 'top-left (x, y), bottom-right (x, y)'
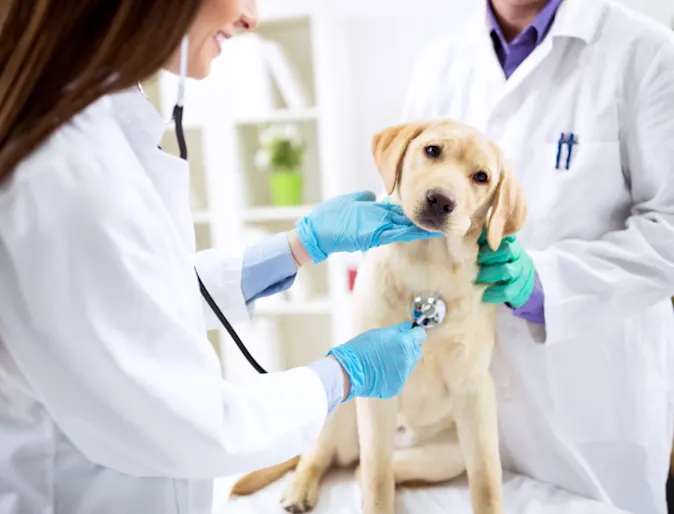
top-left (475, 231), bottom-right (536, 308)
top-left (327, 322), bottom-right (426, 401)
top-left (296, 191), bottom-right (441, 263)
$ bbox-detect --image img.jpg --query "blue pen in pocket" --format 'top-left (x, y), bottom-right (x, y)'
top-left (565, 132), bottom-right (575, 170)
top-left (555, 132), bottom-right (566, 170)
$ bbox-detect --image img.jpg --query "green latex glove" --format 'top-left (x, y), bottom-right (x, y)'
top-left (475, 231), bottom-right (535, 308)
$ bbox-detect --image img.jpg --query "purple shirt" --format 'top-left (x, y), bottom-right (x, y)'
top-left (487, 0), bottom-right (563, 324)
top-left (487, 0), bottom-right (564, 79)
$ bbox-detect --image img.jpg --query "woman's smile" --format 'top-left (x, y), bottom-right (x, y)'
top-left (214, 30), bottom-right (232, 55)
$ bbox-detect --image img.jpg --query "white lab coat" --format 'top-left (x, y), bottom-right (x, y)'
top-left (0, 88), bottom-right (328, 514)
top-left (402, 1), bottom-right (674, 513)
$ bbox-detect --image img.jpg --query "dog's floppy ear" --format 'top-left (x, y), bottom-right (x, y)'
top-left (486, 158), bottom-right (527, 251)
top-left (371, 122), bottom-right (427, 195)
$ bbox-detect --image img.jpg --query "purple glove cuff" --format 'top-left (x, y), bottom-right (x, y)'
top-left (511, 272), bottom-right (545, 324)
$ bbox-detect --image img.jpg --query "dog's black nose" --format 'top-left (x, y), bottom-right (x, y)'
top-left (425, 190), bottom-right (456, 218)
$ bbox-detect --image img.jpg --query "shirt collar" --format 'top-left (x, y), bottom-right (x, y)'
top-left (487, 0), bottom-right (565, 52)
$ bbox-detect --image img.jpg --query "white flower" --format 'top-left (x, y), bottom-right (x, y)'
top-left (282, 124), bottom-right (299, 140)
top-left (259, 123), bottom-right (303, 150)
top-left (259, 125), bottom-right (281, 147)
top-left (284, 124), bottom-right (304, 149)
top-left (254, 149), bottom-right (270, 170)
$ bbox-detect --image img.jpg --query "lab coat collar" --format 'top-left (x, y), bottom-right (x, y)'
top-left (547, 0), bottom-right (606, 43)
top-left (471, 0), bottom-right (605, 46)
top-left (462, 0), bottom-right (607, 125)
top-left (109, 87), bottom-right (168, 149)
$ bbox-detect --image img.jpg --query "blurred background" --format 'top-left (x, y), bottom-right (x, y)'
top-left (141, 0), bottom-right (674, 385)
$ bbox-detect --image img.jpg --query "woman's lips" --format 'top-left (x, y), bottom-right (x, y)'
top-left (214, 30), bottom-right (232, 53)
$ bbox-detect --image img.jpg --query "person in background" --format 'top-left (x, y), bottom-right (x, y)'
top-left (402, 0), bottom-right (674, 513)
top-left (0, 1), bottom-right (441, 513)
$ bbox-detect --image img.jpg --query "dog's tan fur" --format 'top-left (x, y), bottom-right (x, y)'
top-left (231, 119), bottom-right (527, 514)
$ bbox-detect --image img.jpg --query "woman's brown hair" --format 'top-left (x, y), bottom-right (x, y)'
top-left (0, 1), bottom-right (202, 180)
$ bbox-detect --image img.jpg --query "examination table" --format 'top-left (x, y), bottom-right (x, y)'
top-left (215, 469), bottom-right (632, 514)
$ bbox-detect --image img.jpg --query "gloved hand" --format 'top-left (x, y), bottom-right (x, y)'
top-left (475, 231), bottom-right (535, 308)
top-left (327, 322), bottom-right (426, 401)
top-left (296, 191), bottom-right (441, 263)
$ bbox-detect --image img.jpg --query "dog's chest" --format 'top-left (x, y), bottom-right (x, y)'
top-left (353, 244), bottom-right (479, 326)
top-left (394, 352), bottom-right (455, 448)
top-left (380, 257), bottom-right (481, 333)
top-left (352, 240), bottom-right (491, 449)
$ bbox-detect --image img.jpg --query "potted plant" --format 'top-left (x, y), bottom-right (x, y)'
top-left (255, 123), bottom-right (305, 206)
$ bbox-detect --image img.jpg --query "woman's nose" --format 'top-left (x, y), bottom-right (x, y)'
top-left (236, 9), bottom-right (259, 31)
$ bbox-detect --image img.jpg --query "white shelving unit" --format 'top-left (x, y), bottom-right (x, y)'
top-left (233, 107), bottom-right (319, 126)
top-left (241, 205), bottom-right (316, 222)
top-left (143, 1), bottom-right (358, 382)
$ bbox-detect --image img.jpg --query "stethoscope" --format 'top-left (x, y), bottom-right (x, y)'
top-left (170, 38), bottom-right (447, 376)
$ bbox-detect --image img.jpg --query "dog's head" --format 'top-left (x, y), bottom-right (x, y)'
top-left (371, 119), bottom-right (527, 250)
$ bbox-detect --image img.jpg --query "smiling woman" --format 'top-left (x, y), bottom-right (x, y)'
top-left (163, 0), bottom-right (259, 79)
top-left (0, 1), bottom-right (447, 513)
top-left (0, 0), bottom-right (261, 179)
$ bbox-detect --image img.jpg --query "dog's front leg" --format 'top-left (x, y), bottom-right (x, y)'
top-left (355, 397), bottom-right (397, 514)
top-left (449, 372), bottom-right (504, 514)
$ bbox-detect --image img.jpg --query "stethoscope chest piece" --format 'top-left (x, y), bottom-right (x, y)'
top-left (411, 293), bottom-right (447, 329)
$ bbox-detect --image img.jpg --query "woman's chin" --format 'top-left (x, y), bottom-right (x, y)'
top-left (186, 51), bottom-right (216, 80)
top-left (188, 62), bottom-right (211, 80)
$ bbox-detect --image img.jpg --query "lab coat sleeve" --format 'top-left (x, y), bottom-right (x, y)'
top-left (239, 232), bottom-right (298, 303)
top-left (196, 233), bottom-right (299, 330)
top-left (195, 246), bottom-right (252, 329)
top-left (0, 155), bottom-right (328, 479)
top-left (528, 40), bottom-right (674, 345)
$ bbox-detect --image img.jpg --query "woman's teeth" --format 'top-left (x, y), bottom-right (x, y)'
top-left (214, 31), bottom-right (228, 52)
top-left (215, 31), bottom-right (231, 44)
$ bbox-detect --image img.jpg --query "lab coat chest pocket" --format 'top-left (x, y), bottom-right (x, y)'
top-left (517, 67), bottom-right (627, 242)
top-left (526, 138), bottom-right (624, 243)
top-left (538, 79), bottom-right (621, 178)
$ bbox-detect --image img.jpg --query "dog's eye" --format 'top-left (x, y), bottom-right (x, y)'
top-left (424, 145), bottom-right (442, 159)
top-left (472, 171), bottom-right (489, 184)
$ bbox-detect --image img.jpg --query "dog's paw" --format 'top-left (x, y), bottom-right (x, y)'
top-left (282, 502), bottom-right (314, 514)
top-left (280, 472), bottom-right (320, 513)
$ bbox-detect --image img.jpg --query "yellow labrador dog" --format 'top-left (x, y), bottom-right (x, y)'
top-left (231, 118), bottom-right (527, 514)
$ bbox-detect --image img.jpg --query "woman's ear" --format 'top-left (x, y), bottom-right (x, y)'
top-left (371, 121), bottom-right (428, 195)
top-left (486, 159), bottom-right (527, 251)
